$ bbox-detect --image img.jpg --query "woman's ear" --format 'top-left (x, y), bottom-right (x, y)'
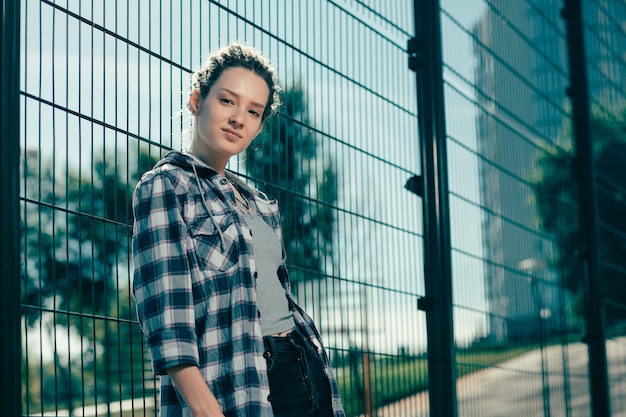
top-left (188, 89), bottom-right (201, 115)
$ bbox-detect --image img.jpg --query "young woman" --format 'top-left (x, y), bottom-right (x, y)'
top-left (132, 43), bottom-right (345, 417)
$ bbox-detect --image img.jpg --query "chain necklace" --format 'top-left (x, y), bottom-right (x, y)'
top-left (229, 182), bottom-right (251, 211)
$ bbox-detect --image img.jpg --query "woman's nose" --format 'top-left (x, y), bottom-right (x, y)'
top-left (229, 109), bottom-right (244, 127)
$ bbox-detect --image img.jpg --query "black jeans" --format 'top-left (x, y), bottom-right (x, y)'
top-left (263, 329), bottom-right (333, 417)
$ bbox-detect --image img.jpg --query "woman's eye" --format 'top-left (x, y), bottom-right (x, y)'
top-left (220, 98), bottom-right (232, 104)
top-left (249, 110), bottom-right (260, 117)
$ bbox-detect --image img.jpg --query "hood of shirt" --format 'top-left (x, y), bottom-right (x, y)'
top-left (154, 150), bottom-right (219, 179)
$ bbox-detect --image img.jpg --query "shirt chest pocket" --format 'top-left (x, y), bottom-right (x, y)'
top-left (189, 215), bottom-right (240, 272)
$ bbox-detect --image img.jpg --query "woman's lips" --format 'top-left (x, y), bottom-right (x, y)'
top-left (222, 128), bottom-right (242, 140)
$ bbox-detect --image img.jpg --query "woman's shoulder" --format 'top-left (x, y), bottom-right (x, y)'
top-left (135, 171), bottom-right (200, 212)
top-left (136, 163), bottom-right (183, 191)
top-left (137, 152), bottom-right (200, 188)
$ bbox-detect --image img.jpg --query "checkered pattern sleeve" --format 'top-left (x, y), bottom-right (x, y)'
top-left (132, 171), bottom-right (199, 375)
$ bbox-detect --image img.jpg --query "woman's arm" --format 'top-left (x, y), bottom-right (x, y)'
top-left (132, 172), bottom-right (221, 414)
top-left (132, 171), bottom-right (199, 372)
top-left (167, 364), bottom-right (224, 417)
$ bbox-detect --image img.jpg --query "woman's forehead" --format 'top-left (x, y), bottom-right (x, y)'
top-left (212, 67), bottom-right (270, 103)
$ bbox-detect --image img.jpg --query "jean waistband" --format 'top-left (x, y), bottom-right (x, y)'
top-left (263, 326), bottom-right (307, 350)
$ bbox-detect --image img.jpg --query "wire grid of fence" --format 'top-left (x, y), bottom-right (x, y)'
top-left (439, 1), bottom-right (626, 416)
top-left (18, 0), bottom-right (626, 416)
top-left (582, 0), bottom-right (626, 413)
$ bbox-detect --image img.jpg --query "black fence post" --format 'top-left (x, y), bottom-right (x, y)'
top-left (0, 0), bottom-right (22, 416)
top-left (562, 1), bottom-right (611, 416)
top-left (409, 1), bottom-right (457, 416)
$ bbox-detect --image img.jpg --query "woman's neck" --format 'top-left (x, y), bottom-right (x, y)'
top-left (187, 146), bottom-right (226, 175)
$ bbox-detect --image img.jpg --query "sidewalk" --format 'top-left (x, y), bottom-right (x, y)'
top-left (363, 338), bottom-right (626, 417)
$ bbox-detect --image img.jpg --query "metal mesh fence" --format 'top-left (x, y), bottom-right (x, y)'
top-left (16, 0), bottom-right (625, 416)
top-left (20, 1), bottom-right (423, 416)
top-left (442, 1), bottom-right (587, 415)
top-left (582, 0), bottom-right (626, 413)
top-left (440, 0), bottom-right (626, 416)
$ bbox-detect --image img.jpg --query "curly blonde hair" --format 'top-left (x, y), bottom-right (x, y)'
top-left (192, 43), bottom-right (282, 121)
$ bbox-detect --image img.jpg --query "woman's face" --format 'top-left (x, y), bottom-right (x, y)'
top-left (189, 67), bottom-right (270, 172)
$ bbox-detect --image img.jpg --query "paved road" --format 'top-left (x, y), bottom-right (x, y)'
top-left (367, 338), bottom-right (626, 417)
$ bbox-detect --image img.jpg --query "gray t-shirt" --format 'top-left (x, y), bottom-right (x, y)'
top-left (241, 210), bottom-right (296, 336)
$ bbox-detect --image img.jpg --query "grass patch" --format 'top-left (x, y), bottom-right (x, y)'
top-left (334, 344), bottom-right (536, 417)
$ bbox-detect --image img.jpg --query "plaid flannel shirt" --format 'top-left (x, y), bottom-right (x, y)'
top-left (132, 151), bottom-right (345, 417)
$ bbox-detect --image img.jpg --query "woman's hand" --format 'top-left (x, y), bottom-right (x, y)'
top-left (167, 364), bottom-right (225, 417)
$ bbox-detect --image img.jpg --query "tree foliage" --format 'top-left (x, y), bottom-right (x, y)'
top-left (21, 146), bottom-right (158, 412)
top-left (533, 105), bottom-right (626, 324)
top-left (245, 86), bottom-right (338, 284)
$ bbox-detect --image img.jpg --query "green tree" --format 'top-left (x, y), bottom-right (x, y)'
top-left (245, 86), bottom-right (338, 286)
top-left (532, 105), bottom-right (626, 326)
top-left (21, 146), bottom-right (158, 413)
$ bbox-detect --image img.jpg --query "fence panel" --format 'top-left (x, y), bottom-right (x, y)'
top-left (443, 0), bottom-right (577, 415)
top-left (581, 0), bottom-right (626, 414)
top-left (20, 1), bottom-right (424, 416)
top-left (441, 0), bottom-right (626, 416)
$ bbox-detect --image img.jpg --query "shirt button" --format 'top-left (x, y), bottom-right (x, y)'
top-left (219, 178), bottom-right (228, 185)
